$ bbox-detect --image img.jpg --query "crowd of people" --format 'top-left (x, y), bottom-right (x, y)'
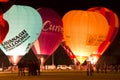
top-left (86, 62), bottom-right (120, 76)
top-left (17, 59), bottom-right (120, 77)
top-left (17, 60), bottom-right (40, 76)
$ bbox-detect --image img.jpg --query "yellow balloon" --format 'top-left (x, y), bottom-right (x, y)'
top-left (62, 10), bottom-right (109, 64)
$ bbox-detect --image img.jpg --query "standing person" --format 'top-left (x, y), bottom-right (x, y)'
top-left (89, 62), bottom-right (93, 76)
top-left (28, 62), bottom-right (32, 76)
top-left (86, 61), bottom-right (93, 76)
top-left (33, 61), bottom-right (37, 76)
top-left (21, 61), bottom-right (25, 76)
top-left (18, 61), bottom-right (25, 76)
top-left (36, 60), bottom-right (40, 75)
top-left (96, 63), bottom-right (100, 73)
top-left (18, 62), bottom-right (22, 76)
top-left (86, 68), bottom-right (89, 76)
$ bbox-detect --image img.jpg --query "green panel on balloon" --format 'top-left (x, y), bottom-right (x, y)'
top-left (0, 5), bottom-right (42, 56)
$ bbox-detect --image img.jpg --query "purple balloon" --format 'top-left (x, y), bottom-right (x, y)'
top-left (32, 8), bottom-right (63, 61)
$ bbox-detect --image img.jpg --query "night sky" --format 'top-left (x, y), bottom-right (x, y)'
top-left (0, 0), bottom-right (120, 65)
top-left (15, 0), bottom-right (120, 17)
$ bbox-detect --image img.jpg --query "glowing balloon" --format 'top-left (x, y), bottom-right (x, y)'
top-left (32, 8), bottom-right (63, 62)
top-left (62, 10), bottom-right (109, 64)
top-left (88, 7), bottom-right (119, 56)
top-left (0, 0), bottom-right (15, 44)
top-left (0, 15), bottom-right (9, 44)
top-left (0, 5), bottom-right (42, 65)
top-left (0, 0), bottom-right (9, 2)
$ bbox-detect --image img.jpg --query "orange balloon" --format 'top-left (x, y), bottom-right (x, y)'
top-left (62, 10), bottom-right (109, 64)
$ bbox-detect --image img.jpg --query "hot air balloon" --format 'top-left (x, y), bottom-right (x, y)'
top-left (32, 8), bottom-right (63, 64)
top-left (0, 0), bottom-right (14, 43)
top-left (0, 15), bottom-right (9, 44)
top-left (62, 10), bottom-right (109, 64)
top-left (88, 7), bottom-right (119, 56)
top-left (0, 0), bottom-right (9, 2)
top-left (0, 5), bottom-right (42, 65)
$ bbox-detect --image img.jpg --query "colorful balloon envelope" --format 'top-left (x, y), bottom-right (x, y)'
top-left (0, 0), bottom-right (12, 43)
top-left (62, 10), bottom-right (109, 64)
top-left (0, 5), bottom-right (42, 65)
top-left (32, 8), bottom-right (63, 63)
top-left (0, 0), bottom-right (9, 2)
top-left (88, 7), bottom-right (119, 56)
top-left (0, 15), bottom-right (9, 44)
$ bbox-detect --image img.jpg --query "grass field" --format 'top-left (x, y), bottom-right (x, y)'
top-left (0, 70), bottom-right (120, 80)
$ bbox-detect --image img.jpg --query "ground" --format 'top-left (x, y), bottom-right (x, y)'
top-left (0, 70), bottom-right (120, 80)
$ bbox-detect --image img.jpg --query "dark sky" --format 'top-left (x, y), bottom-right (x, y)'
top-left (14, 0), bottom-right (120, 18)
top-left (1, 0), bottom-right (119, 22)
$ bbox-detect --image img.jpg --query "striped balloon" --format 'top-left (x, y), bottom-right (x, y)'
top-left (88, 7), bottom-right (119, 55)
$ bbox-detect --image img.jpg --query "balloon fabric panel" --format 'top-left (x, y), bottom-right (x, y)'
top-left (88, 7), bottom-right (119, 55)
top-left (39, 32), bottom-right (63, 55)
top-left (0, 5), bottom-right (42, 56)
top-left (0, 15), bottom-right (9, 44)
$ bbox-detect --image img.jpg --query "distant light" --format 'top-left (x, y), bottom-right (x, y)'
top-left (40, 57), bottom-right (44, 63)
top-left (88, 55), bottom-right (99, 65)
